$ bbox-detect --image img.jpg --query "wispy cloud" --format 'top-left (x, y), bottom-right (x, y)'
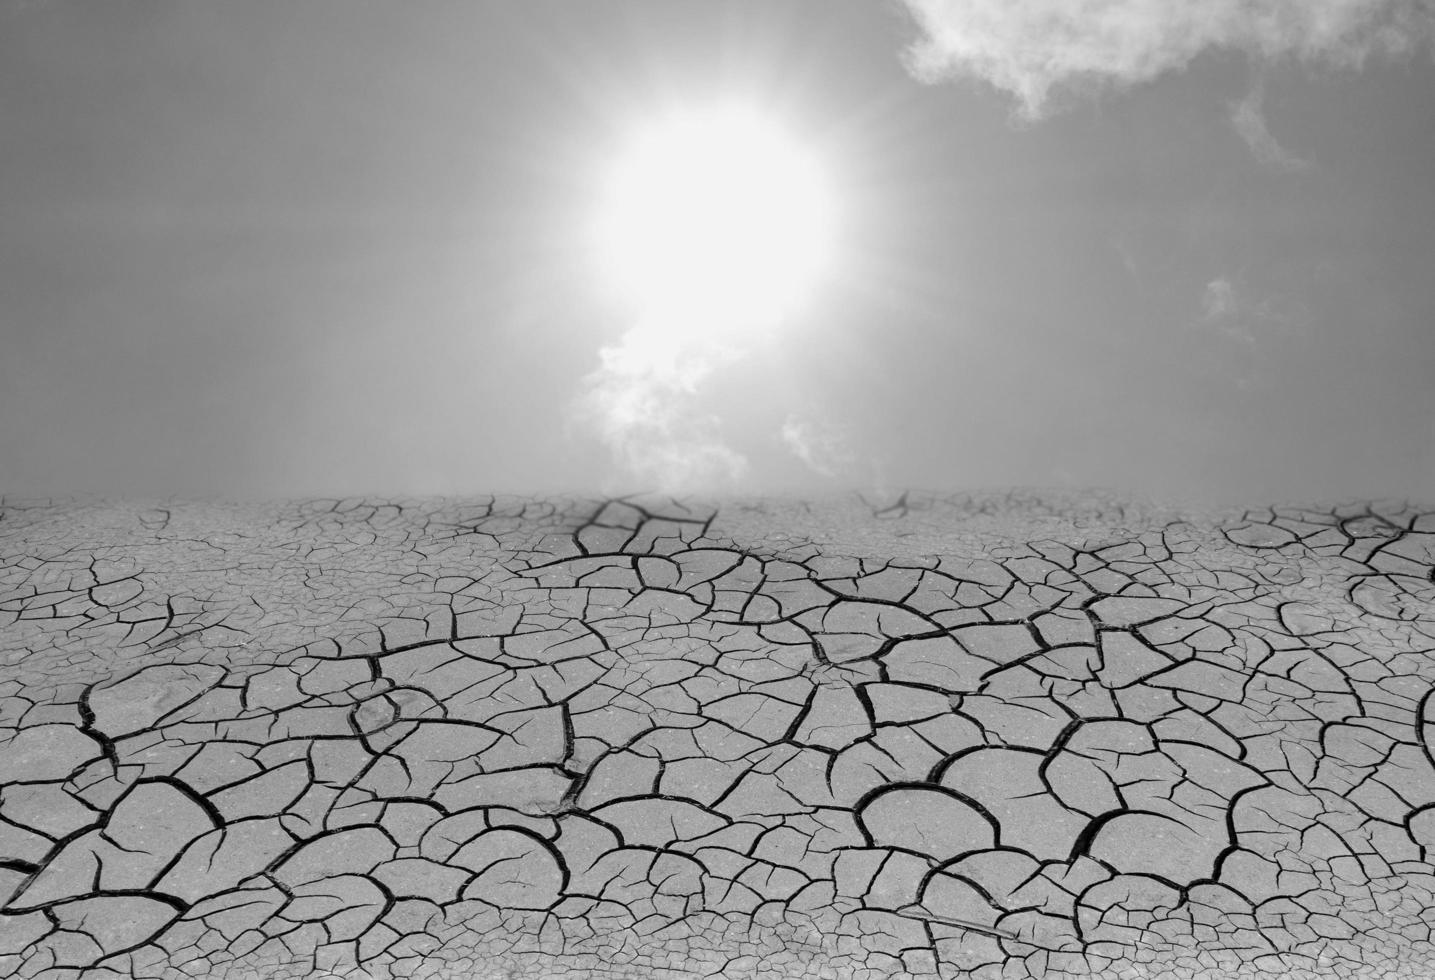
top-left (1230, 81), bottom-right (1310, 171)
top-left (900, 0), bottom-right (1435, 117)
top-left (1201, 276), bottom-right (1240, 325)
top-left (571, 323), bottom-right (749, 493)
top-left (1198, 274), bottom-right (1301, 346)
top-left (781, 414), bottom-right (856, 478)
top-left (1194, 274), bottom-right (1306, 391)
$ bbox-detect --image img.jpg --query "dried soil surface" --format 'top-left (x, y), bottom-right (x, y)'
top-left (2, 490), bottom-right (1434, 980)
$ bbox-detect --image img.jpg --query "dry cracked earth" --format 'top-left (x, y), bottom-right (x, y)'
top-left (2, 490), bottom-right (1435, 980)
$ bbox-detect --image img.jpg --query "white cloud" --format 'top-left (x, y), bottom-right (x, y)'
top-left (1198, 274), bottom-right (1301, 346)
top-left (900, 0), bottom-right (1435, 116)
top-left (780, 414), bottom-right (856, 478)
top-left (572, 324), bottom-right (749, 493)
top-left (1201, 276), bottom-right (1239, 322)
top-left (1230, 82), bottom-right (1310, 171)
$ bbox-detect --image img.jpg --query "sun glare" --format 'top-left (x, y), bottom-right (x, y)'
top-left (595, 106), bottom-right (834, 332)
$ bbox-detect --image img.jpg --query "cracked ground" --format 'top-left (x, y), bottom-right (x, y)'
top-left (2, 491), bottom-right (1434, 980)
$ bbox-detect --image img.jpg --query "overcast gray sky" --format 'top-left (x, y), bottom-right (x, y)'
top-left (2, 0), bottom-right (1432, 503)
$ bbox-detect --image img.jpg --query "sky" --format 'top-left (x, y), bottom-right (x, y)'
top-left (1, 0), bottom-right (1432, 505)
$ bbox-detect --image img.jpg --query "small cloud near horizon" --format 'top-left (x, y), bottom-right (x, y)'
top-left (781, 413), bottom-right (856, 479)
top-left (571, 327), bottom-right (750, 494)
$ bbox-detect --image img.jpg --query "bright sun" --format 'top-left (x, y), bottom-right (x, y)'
top-left (594, 106), bottom-right (834, 332)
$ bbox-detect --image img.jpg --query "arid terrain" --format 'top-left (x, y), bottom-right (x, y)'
top-left (2, 491), bottom-right (1433, 980)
